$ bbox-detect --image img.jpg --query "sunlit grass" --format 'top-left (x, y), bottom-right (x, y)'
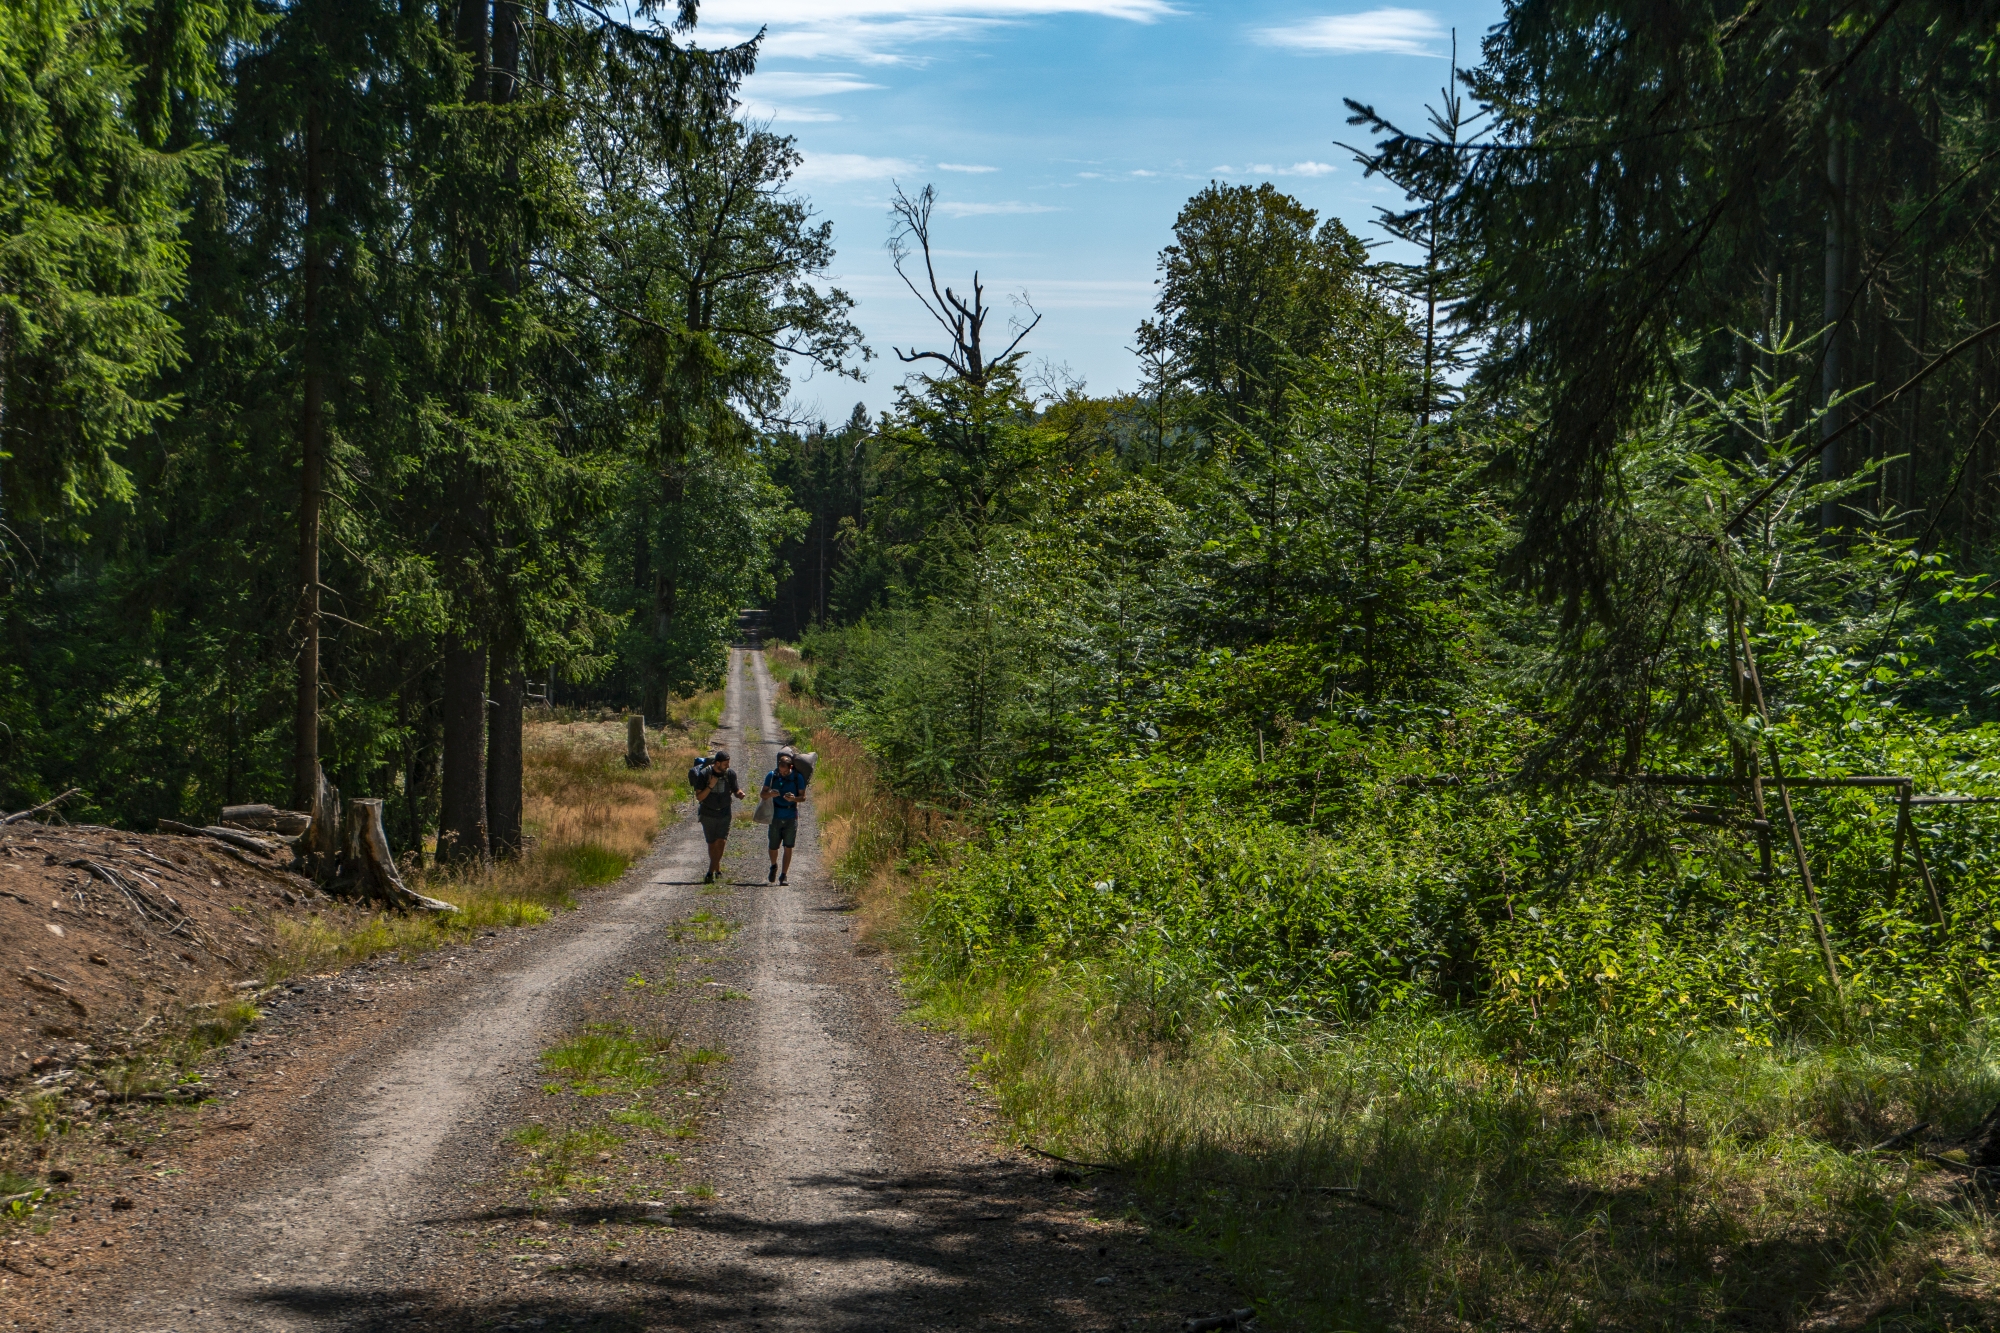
top-left (267, 693), bottom-right (722, 980)
top-left (542, 1024), bottom-right (676, 1093)
top-left (923, 969), bottom-right (2000, 1330)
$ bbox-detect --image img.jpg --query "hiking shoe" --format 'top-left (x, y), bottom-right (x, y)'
top-left (768, 864), bottom-right (777, 883)
top-left (702, 870), bottom-right (713, 884)
top-left (778, 873), bottom-right (788, 885)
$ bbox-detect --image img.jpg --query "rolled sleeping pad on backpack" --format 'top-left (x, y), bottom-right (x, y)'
top-left (776, 745), bottom-right (816, 784)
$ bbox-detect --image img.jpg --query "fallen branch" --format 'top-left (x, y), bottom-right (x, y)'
top-left (65, 859), bottom-right (168, 921)
top-left (1924, 1152), bottom-right (1983, 1175)
top-left (1872, 1122), bottom-right (1932, 1153)
top-left (1023, 1143), bottom-right (1119, 1171)
top-left (1233, 1178), bottom-right (1405, 1215)
top-left (1184, 1311), bottom-right (1256, 1332)
top-left (2, 789), bottom-right (82, 825)
top-left (156, 819), bottom-right (281, 856)
top-left (15, 975), bottom-right (86, 1016)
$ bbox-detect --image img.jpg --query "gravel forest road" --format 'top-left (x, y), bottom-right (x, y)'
top-left (43, 646), bottom-right (1241, 1333)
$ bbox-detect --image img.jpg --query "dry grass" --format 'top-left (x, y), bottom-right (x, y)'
top-left (269, 691), bottom-right (722, 980)
top-left (767, 643), bottom-right (957, 949)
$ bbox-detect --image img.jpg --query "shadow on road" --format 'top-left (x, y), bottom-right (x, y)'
top-left (244, 1162), bottom-right (1195, 1331)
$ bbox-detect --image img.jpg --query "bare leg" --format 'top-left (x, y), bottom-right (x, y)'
top-left (781, 844), bottom-right (794, 876)
top-left (708, 837), bottom-right (727, 875)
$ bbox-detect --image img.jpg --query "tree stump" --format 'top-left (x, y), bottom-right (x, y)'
top-left (626, 714), bottom-right (650, 768)
top-left (301, 768), bottom-right (342, 881)
top-left (342, 798), bottom-right (455, 912)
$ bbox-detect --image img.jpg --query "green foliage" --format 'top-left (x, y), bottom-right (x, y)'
top-left (1136, 182), bottom-right (1373, 433)
top-left (0, 1), bottom-right (849, 845)
top-left (0, 0), bottom-right (247, 522)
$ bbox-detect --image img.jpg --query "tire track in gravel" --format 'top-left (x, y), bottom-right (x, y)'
top-left (70, 643), bottom-right (1246, 1333)
top-left (86, 661), bottom-right (744, 1331)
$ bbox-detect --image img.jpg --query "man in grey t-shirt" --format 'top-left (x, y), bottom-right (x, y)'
top-left (695, 749), bottom-right (744, 884)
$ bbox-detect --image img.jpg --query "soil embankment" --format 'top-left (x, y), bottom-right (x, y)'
top-left (1, 648), bottom-right (1239, 1332)
top-left (0, 820), bottom-right (319, 1081)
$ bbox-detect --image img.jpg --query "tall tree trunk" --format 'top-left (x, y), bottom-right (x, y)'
top-left (439, 636), bottom-right (488, 864)
top-left (456, 0), bottom-right (489, 100)
top-left (402, 678), bottom-right (442, 863)
top-left (1820, 116), bottom-right (1846, 533)
top-left (479, 0), bottom-right (526, 857)
top-left (437, 0), bottom-right (494, 868)
top-left (487, 647), bottom-right (523, 858)
top-left (293, 100), bottom-right (328, 814)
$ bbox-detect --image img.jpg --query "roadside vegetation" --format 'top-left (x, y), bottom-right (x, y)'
top-left (760, 140), bottom-right (2000, 1333)
top-left (792, 562), bottom-right (2000, 1330)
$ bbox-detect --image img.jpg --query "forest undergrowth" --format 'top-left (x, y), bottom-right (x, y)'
top-left (267, 690), bottom-right (721, 978)
top-left (772, 636), bottom-right (2000, 1331)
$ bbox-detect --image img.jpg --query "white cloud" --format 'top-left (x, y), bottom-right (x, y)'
top-left (1211, 161), bottom-right (1339, 178)
top-left (699, 0), bottom-right (1175, 63)
top-left (938, 162), bottom-right (1000, 173)
top-left (704, 1), bottom-right (1174, 20)
top-left (934, 200), bottom-right (1063, 216)
top-left (744, 71), bottom-right (885, 97)
top-left (1252, 8), bottom-right (1446, 56)
top-left (742, 104), bottom-right (846, 121)
top-left (794, 152), bottom-right (918, 183)
top-left (737, 70), bottom-right (884, 120)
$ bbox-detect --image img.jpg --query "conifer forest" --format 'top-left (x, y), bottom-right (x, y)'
top-left (13, 1), bottom-right (2000, 1325)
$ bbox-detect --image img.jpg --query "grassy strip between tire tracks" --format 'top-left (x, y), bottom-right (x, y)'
top-left (765, 641), bottom-right (2000, 1333)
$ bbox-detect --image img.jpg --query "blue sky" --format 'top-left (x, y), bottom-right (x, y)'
top-left (691, 2), bottom-right (1508, 421)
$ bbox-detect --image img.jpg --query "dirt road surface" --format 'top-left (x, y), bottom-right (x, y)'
top-left (24, 647), bottom-right (1241, 1332)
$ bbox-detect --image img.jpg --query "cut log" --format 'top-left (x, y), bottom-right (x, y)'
top-left (625, 713), bottom-right (650, 768)
top-left (340, 798), bottom-right (455, 913)
top-left (156, 819), bottom-right (282, 856)
top-left (221, 804), bottom-right (313, 838)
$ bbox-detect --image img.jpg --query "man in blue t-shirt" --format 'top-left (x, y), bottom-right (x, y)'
top-left (760, 750), bottom-right (807, 884)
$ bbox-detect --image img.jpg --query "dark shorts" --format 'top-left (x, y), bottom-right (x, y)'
top-left (768, 818), bottom-right (797, 850)
top-left (700, 815), bottom-right (732, 844)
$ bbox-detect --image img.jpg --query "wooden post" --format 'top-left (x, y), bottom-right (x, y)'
top-left (1890, 780), bottom-right (1909, 898)
top-left (1734, 615), bottom-right (1776, 882)
top-left (626, 714), bottom-right (650, 769)
top-left (1766, 739), bottom-right (1843, 1001)
top-left (1906, 804), bottom-right (1947, 931)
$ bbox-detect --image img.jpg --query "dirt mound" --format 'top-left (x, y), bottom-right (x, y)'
top-left (0, 820), bottom-right (324, 1080)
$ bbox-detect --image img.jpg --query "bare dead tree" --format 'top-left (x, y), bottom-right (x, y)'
top-left (888, 183), bottom-right (1039, 388)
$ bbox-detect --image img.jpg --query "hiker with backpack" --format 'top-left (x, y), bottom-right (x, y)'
top-left (760, 748), bottom-right (809, 884)
top-left (692, 749), bottom-right (745, 884)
